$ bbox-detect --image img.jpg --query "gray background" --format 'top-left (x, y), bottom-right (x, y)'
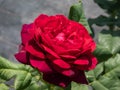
top-left (0, 0), bottom-right (105, 62)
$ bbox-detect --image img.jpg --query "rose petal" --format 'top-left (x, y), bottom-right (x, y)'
top-left (41, 44), bottom-right (60, 59)
top-left (15, 51), bottom-right (28, 64)
top-left (34, 30), bottom-right (54, 50)
top-left (47, 42), bottom-right (67, 55)
top-left (81, 27), bottom-right (96, 52)
top-left (88, 56), bottom-right (97, 70)
top-left (71, 70), bottom-right (88, 84)
top-left (75, 54), bottom-right (97, 70)
top-left (83, 39), bottom-right (96, 52)
top-left (44, 16), bottom-right (59, 31)
top-left (62, 70), bottom-right (75, 77)
top-left (30, 55), bottom-right (53, 73)
top-left (53, 59), bottom-right (71, 69)
top-left (43, 15), bottom-right (68, 34)
top-left (52, 61), bottom-right (75, 77)
top-left (74, 59), bottom-right (89, 65)
top-left (43, 73), bottom-right (71, 87)
top-left (64, 49), bottom-right (81, 56)
top-left (35, 14), bottom-right (49, 29)
top-left (21, 23), bottom-right (35, 45)
top-left (25, 40), bottom-right (45, 59)
top-left (60, 55), bottom-right (76, 60)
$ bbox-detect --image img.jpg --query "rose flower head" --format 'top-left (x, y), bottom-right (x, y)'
top-left (15, 14), bottom-right (97, 87)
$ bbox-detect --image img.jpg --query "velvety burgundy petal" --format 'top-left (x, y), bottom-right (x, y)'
top-left (52, 45), bottom-right (67, 55)
top-left (63, 49), bottom-right (81, 56)
top-left (71, 70), bottom-right (88, 84)
top-left (52, 61), bottom-right (75, 77)
top-left (88, 56), bottom-right (97, 70)
top-left (34, 28), bottom-right (68, 57)
top-left (25, 40), bottom-right (45, 59)
top-left (89, 41), bottom-right (96, 52)
top-left (55, 15), bottom-right (68, 24)
top-left (41, 44), bottom-right (60, 59)
top-left (21, 23), bottom-right (35, 45)
top-left (76, 54), bottom-right (97, 70)
top-left (82, 27), bottom-right (96, 52)
top-left (43, 73), bottom-right (71, 87)
top-left (74, 58), bottom-right (89, 65)
top-left (40, 33), bottom-right (54, 49)
top-left (53, 59), bottom-right (71, 69)
top-left (55, 15), bottom-right (69, 31)
top-left (15, 44), bottom-right (29, 64)
top-left (44, 16), bottom-right (59, 31)
top-left (83, 39), bottom-right (96, 52)
top-left (34, 28), bottom-right (55, 50)
top-left (60, 55), bottom-right (76, 60)
top-left (35, 14), bottom-right (49, 29)
top-left (43, 15), bottom-right (68, 33)
top-left (15, 51), bottom-right (28, 64)
top-left (30, 55), bottom-right (53, 73)
top-left (62, 69), bottom-right (75, 77)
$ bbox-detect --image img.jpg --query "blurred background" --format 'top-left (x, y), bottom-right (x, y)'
top-left (0, 0), bottom-right (105, 62)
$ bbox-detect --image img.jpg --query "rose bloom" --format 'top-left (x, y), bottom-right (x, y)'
top-left (15, 14), bottom-right (97, 87)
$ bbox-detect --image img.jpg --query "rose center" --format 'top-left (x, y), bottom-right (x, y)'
top-left (55, 33), bottom-right (65, 41)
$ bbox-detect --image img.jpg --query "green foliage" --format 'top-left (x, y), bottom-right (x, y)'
top-left (88, 0), bottom-right (120, 66)
top-left (94, 0), bottom-right (120, 14)
top-left (0, 56), bottom-right (42, 90)
top-left (86, 54), bottom-right (120, 90)
top-left (89, 15), bottom-right (117, 26)
top-left (89, 0), bottom-right (120, 30)
top-left (0, 56), bottom-right (66, 90)
top-left (0, 83), bottom-right (9, 90)
top-left (71, 82), bottom-right (88, 90)
top-left (94, 30), bottom-right (120, 61)
top-left (88, 1), bottom-right (120, 90)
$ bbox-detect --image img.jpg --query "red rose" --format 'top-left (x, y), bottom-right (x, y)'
top-left (15, 14), bottom-right (97, 87)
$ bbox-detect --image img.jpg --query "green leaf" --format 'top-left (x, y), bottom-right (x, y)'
top-left (69, 2), bottom-right (82, 22)
top-left (86, 54), bottom-right (120, 90)
top-left (0, 56), bottom-right (39, 90)
top-left (14, 72), bottom-right (32, 90)
top-left (25, 79), bottom-right (51, 90)
top-left (0, 78), bottom-right (6, 83)
top-left (99, 30), bottom-right (120, 54)
top-left (0, 83), bottom-right (9, 90)
top-left (24, 82), bottom-right (41, 90)
top-left (91, 76), bottom-right (120, 90)
top-left (0, 56), bottom-right (59, 90)
top-left (51, 86), bottom-right (64, 90)
top-left (86, 63), bottom-right (104, 82)
top-left (68, 2), bottom-right (94, 36)
top-left (104, 54), bottom-right (120, 78)
top-left (94, 0), bottom-right (117, 10)
top-left (91, 81), bottom-right (108, 90)
top-left (88, 15), bottom-right (116, 26)
top-left (94, 44), bottom-right (112, 62)
top-left (115, 17), bottom-right (120, 27)
top-left (71, 82), bottom-right (88, 90)
top-left (94, 30), bottom-right (120, 61)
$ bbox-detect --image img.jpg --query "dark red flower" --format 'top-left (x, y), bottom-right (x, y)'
top-left (15, 14), bottom-right (97, 87)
